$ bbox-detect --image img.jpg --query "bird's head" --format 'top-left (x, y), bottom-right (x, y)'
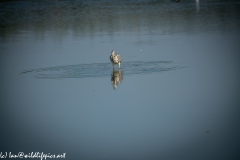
top-left (111, 50), bottom-right (115, 56)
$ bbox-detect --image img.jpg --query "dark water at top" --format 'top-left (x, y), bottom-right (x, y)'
top-left (1, 0), bottom-right (240, 160)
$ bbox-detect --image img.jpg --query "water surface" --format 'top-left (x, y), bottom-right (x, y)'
top-left (1, 0), bottom-right (240, 160)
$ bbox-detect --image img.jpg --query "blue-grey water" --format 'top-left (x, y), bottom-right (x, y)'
top-left (1, 0), bottom-right (240, 160)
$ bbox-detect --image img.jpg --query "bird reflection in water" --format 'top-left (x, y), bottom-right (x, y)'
top-left (111, 69), bottom-right (123, 90)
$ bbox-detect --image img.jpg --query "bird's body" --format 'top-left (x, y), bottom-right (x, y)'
top-left (110, 50), bottom-right (122, 69)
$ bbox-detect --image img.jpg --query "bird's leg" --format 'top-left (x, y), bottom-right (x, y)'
top-left (118, 62), bottom-right (121, 69)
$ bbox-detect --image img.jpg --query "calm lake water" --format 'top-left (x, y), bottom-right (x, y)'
top-left (1, 0), bottom-right (240, 159)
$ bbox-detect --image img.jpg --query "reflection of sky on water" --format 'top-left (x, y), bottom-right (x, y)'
top-left (1, 0), bottom-right (240, 160)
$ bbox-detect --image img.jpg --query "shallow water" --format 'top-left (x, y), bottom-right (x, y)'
top-left (1, 0), bottom-right (240, 160)
top-left (21, 61), bottom-right (184, 78)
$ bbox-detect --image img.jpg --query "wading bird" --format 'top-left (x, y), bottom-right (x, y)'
top-left (110, 50), bottom-right (122, 69)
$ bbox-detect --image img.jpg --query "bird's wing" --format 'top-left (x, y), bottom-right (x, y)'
top-left (117, 54), bottom-right (122, 62)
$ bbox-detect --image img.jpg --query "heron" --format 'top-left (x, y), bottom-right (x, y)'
top-left (110, 50), bottom-right (122, 69)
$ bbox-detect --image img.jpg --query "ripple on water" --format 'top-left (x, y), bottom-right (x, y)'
top-left (21, 61), bottom-right (187, 79)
